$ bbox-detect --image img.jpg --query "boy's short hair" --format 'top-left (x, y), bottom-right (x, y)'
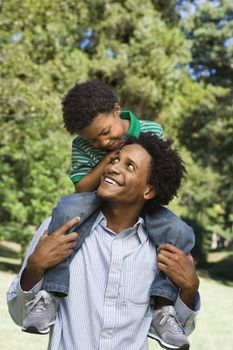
top-left (62, 81), bottom-right (119, 134)
top-left (123, 132), bottom-right (186, 209)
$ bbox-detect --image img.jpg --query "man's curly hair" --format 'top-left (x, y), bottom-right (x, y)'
top-left (62, 81), bottom-right (119, 134)
top-left (123, 132), bottom-right (186, 209)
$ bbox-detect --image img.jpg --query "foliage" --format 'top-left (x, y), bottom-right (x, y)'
top-left (175, 0), bottom-right (233, 242)
top-left (0, 0), bottom-right (231, 261)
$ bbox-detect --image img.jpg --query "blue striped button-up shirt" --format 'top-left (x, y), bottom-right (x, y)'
top-left (7, 214), bottom-right (200, 350)
top-left (52, 212), bottom-right (156, 350)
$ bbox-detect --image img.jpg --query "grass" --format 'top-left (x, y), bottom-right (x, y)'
top-left (0, 270), bottom-right (49, 350)
top-left (1, 243), bottom-right (233, 350)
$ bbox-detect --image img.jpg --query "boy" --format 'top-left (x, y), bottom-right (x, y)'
top-left (23, 82), bottom-right (194, 350)
top-left (64, 81), bottom-right (164, 193)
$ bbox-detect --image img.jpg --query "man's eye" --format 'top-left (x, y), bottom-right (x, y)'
top-left (128, 163), bottom-right (134, 170)
top-left (111, 157), bottom-right (119, 163)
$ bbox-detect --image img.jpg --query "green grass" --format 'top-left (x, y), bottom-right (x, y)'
top-left (1, 271), bottom-right (233, 350)
top-left (0, 270), bottom-right (49, 350)
top-left (1, 245), bottom-right (233, 349)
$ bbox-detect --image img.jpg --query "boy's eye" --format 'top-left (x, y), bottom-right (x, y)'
top-left (101, 129), bottom-right (110, 136)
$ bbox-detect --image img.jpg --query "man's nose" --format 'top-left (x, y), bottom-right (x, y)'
top-left (107, 161), bottom-right (121, 174)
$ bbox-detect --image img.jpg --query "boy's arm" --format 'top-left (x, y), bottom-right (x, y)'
top-left (74, 152), bottom-right (114, 192)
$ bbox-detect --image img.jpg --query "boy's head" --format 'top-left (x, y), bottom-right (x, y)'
top-left (62, 81), bottom-right (127, 150)
top-left (99, 132), bottom-right (186, 210)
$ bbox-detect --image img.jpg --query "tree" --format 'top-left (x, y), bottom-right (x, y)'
top-left (0, 0), bottom-right (222, 263)
top-left (175, 0), bottom-right (233, 241)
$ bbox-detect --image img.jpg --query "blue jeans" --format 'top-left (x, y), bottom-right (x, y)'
top-left (42, 192), bottom-right (195, 302)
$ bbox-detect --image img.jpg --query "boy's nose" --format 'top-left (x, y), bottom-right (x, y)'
top-left (100, 138), bottom-right (110, 148)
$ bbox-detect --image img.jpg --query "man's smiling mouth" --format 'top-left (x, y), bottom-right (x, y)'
top-left (104, 176), bottom-right (121, 186)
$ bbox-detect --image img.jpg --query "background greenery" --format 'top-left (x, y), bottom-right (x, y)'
top-left (0, 0), bottom-right (233, 349)
top-left (1, 0), bottom-right (232, 262)
top-left (1, 249), bottom-right (233, 350)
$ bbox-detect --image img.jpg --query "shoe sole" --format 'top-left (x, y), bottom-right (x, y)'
top-left (22, 326), bottom-right (49, 335)
top-left (148, 332), bottom-right (190, 350)
top-left (22, 320), bottom-right (55, 335)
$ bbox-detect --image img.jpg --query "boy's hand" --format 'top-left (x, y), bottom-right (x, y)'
top-left (75, 151), bottom-right (118, 193)
top-left (104, 150), bottom-right (118, 163)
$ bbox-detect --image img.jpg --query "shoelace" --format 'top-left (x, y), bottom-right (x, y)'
top-left (159, 311), bottom-right (184, 334)
top-left (26, 293), bottom-right (51, 315)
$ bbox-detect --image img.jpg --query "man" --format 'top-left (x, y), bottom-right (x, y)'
top-left (7, 133), bottom-right (200, 350)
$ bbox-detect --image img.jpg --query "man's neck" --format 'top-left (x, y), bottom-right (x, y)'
top-left (101, 203), bottom-right (142, 234)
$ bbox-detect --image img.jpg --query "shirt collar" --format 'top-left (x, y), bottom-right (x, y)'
top-left (92, 211), bottom-right (147, 244)
top-left (120, 110), bottom-right (141, 138)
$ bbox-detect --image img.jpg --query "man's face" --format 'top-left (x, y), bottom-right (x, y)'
top-left (96, 144), bottom-right (155, 206)
top-left (78, 105), bottom-right (126, 150)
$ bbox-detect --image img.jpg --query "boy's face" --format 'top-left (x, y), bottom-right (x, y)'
top-left (78, 105), bottom-right (128, 150)
top-left (97, 144), bottom-right (156, 206)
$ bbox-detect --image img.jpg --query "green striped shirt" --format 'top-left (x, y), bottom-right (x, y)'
top-left (70, 110), bottom-right (164, 184)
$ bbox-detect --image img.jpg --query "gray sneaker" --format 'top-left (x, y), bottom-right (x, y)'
top-left (148, 305), bottom-right (190, 349)
top-left (22, 290), bottom-right (59, 334)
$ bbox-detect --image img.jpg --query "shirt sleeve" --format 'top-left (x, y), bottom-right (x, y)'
top-left (6, 217), bottom-right (51, 327)
top-left (174, 291), bottom-right (201, 336)
top-left (70, 138), bottom-right (94, 184)
top-left (157, 125), bottom-right (164, 139)
top-left (140, 121), bottom-right (164, 139)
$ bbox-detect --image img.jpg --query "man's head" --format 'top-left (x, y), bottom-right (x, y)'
top-left (62, 81), bottom-right (126, 150)
top-left (97, 132), bottom-right (186, 211)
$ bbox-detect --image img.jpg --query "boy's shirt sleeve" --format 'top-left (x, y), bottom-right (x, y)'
top-left (157, 124), bottom-right (164, 138)
top-left (70, 137), bottom-right (93, 184)
top-left (70, 136), bottom-right (106, 184)
top-left (139, 120), bottom-right (164, 139)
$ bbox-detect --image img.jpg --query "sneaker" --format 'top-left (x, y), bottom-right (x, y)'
top-left (22, 290), bottom-right (59, 334)
top-left (148, 305), bottom-right (190, 349)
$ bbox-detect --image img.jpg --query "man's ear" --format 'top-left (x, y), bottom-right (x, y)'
top-left (114, 103), bottom-right (121, 117)
top-left (143, 185), bottom-right (157, 201)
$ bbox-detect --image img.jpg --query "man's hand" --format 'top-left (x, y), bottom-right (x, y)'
top-left (21, 217), bottom-right (80, 291)
top-left (157, 243), bottom-right (199, 309)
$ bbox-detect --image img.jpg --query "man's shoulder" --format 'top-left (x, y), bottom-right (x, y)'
top-left (145, 207), bottom-right (195, 252)
top-left (58, 192), bottom-right (99, 205)
top-left (48, 192), bottom-right (103, 233)
top-left (153, 207), bottom-right (191, 229)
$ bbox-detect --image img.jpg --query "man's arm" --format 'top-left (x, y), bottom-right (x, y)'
top-left (7, 217), bottom-right (80, 326)
top-left (157, 243), bottom-right (200, 335)
top-left (157, 243), bottom-right (199, 309)
top-left (21, 216), bottom-right (79, 290)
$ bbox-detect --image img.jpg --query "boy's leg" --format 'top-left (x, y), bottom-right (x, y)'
top-left (43, 192), bottom-right (103, 295)
top-left (148, 274), bottom-right (190, 349)
top-left (144, 209), bottom-right (191, 349)
top-left (23, 194), bottom-right (102, 334)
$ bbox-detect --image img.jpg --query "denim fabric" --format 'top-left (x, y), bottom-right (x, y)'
top-left (42, 192), bottom-right (103, 296)
top-left (42, 193), bottom-right (195, 301)
top-left (144, 207), bottom-right (195, 301)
